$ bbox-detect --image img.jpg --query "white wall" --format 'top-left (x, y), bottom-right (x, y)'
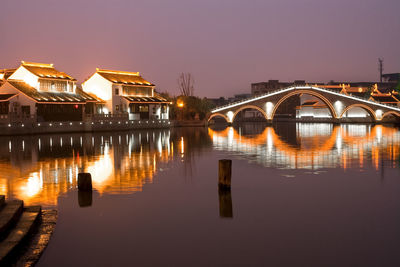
top-left (82, 73), bottom-right (113, 113)
top-left (112, 85), bottom-right (124, 114)
top-left (297, 106), bottom-right (331, 118)
top-left (162, 106), bottom-right (169, 120)
top-left (149, 104), bottom-right (161, 119)
top-left (0, 82), bottom-right (36, 115)
top-left (8, 66), bottom-right (39, 89)
top-left (82, 73), bottom-right (112, 101)
top-left (343, 107), bottom-right (368, 118)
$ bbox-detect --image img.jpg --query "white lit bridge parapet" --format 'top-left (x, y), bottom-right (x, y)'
top-left (209, 86), bottom-right (400, 123)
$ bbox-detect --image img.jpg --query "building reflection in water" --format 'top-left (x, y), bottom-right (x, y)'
top-left (0, 130), bottom-right (173, 207)
top-left (209, 123), bottom-right (400, 170)
top-left (0, 124), bottom-right (399, 208)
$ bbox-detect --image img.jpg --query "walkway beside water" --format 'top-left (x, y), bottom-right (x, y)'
top-left (0, 119), bottom-right (171, 135)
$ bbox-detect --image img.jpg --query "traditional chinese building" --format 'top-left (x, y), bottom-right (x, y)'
top-left (369, 85), bottom-right (400, 106)
top-left (82, 68), bottom-right (170, 120)
top-left (0, 61), bottom-right (98, 122)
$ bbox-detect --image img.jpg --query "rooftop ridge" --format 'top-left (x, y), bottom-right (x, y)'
top-left (21, 61), bottom-right (54, 68)
top-left (96, 68), bottom-right (139, 76)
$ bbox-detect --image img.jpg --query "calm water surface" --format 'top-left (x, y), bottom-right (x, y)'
top-left (1, 123), bottom-right (400, 266)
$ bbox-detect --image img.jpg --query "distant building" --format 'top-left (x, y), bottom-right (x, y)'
top-left (228, 93), bottom-right (252, 103)
top-left (328, 81), bottom-right (396, 94)
top-left (0, 61), bottom-right (98, 121)
top-left (296, 100), bottom-right (331, 118)
top-left (206, 97), bottom-right (229, 108)
top-left (382, 73), bottom-right (400, 83)
top-left (369, 85), bottom-right (400, 105)
top-left (251, 80), bottom-right (315, 117)
top-left (82, 68), bottom-right (170, 120)
top-left (251, 80), bottom-right (314, 95)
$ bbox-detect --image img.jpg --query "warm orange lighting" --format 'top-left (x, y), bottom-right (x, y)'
top-left (96, 68), bottom-right (140, 76)
top-left (208, 125), bottom-right (400, 170)
top-left (177, 101), bottom-right (184, 108)
top-left (0, 133), bottom-right (173, 207)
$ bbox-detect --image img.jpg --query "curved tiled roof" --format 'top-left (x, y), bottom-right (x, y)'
top-left (96, 69), bottom-right (154, 86)
top-left (123, 95), bottom-right (169, 103)
top-left (22, 62), bottom-right (76, 81)
top-left (0, 94), bottom-right (17, 102)
top-left (370, 94), bottom-right (399, 103)
top-left (8, 81), bottom-right (97, 103)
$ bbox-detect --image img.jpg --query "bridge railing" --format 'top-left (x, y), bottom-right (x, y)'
top-left (212, 87), bottom-right (291, 111)
top-left (211, 86), bottom-right (399, 112)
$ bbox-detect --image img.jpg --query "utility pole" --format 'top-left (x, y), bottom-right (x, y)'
top-left (378, 58), bottom-right (384, 82)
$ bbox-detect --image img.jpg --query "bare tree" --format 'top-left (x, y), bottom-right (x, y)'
top-left (178, 73), bottom-right (194, 96)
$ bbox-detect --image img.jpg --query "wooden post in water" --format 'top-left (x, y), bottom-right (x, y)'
top-left (78, 191), bottom-right (92, 207)
top-left (78, 173), bottom-right (92, 191)
top-left (218, 187), bottom-right (233, 218)
top-left (218, 159), bottom-right (232, 189)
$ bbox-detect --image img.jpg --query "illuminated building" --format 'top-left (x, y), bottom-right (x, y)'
top-left (369, 85), bottom-right (400, 106)
top-left (0, 68), bottom-right (16, 84)
top-left (296, 101), bottom-right (332, 118)
top-left (0, 61), bottom-right (99, 121)
top-left (82, 68), bottom-right (170, 120)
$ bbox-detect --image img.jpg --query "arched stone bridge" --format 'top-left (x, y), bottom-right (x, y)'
top-left (209, 86), bottom-right (400, 123)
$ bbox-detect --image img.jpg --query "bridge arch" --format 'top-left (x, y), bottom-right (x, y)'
top-left (382, 111), bottom-right (400, 119)
top-left (208, 113), bottom-right (229, 123)
top-left (271, 90), bottom-right (337, 120)
top-left (232, 105), bottom-right (268, 122)
top-left (339, 104), bottom-right (377, 121)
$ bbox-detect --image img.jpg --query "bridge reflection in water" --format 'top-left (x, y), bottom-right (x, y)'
top-left (209, 123), bottom-right (400, 170)
top-left (0, 124), bottom-right (399, 208)
top-left (0, 130), bottom-right (173, 207)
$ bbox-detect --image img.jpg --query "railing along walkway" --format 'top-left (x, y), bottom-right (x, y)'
top-left (212, 86), bottom-right (400, 113)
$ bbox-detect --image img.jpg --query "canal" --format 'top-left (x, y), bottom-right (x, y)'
top-left (1, 123), bottom-right (400, 266)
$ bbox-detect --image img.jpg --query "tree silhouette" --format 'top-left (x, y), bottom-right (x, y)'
top-left (178, 73), bottom-right (194, 96)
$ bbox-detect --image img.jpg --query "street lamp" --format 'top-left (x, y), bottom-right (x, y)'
top-left (177, 100), bottom-right (184, 120)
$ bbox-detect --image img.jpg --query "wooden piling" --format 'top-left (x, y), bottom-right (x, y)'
top-left (218, 187), bottom-right (233, 218)
top-left (218, 159), bottom-right (232, 189)
top-left (78, 173), bottom-right (92, 191)
top-left (78, 191), bottom-right (92, 207)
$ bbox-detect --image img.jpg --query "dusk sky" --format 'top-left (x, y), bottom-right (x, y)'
top-left (1, 0), bottom-right (399, 97)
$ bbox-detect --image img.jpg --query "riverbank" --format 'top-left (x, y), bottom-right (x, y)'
top-left (0, 119), bottom-right (171, 136)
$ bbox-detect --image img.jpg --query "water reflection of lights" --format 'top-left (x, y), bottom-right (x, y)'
top-left (86, 144), bottom-right (114, 188)
top-left (180, 137), bottom-right (184, 156)
top-left (209, 124), bottom-right (400, 170)
top-left (0, 130), bottom-right (173, 207)
top-left (22, 172), bottom-right (43, 198)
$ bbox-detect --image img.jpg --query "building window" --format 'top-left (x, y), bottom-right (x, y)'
top-left (116, 105), bottom-right (119, 111)
top-left (115, 88), bottom-right (119, 95)
top-left (21, 105), bottom-right (30, 116)
top-left (0, 102), bottom-right (8, 114)
top-left (161, 104), bottom-right (167, 113)
top-left (139, 105), bottom-right (148, 112)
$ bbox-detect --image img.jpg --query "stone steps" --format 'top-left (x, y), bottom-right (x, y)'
top-left (0, 196), bottom-right (42, 265)
top-left (0, 200), bottom-right (24, 240)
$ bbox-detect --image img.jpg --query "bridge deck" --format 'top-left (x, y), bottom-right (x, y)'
top-left (212, 86), bottom-right (400, 114)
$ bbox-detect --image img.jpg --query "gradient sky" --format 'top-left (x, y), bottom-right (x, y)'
top-left (1, 0), bottom-right (399, 97)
